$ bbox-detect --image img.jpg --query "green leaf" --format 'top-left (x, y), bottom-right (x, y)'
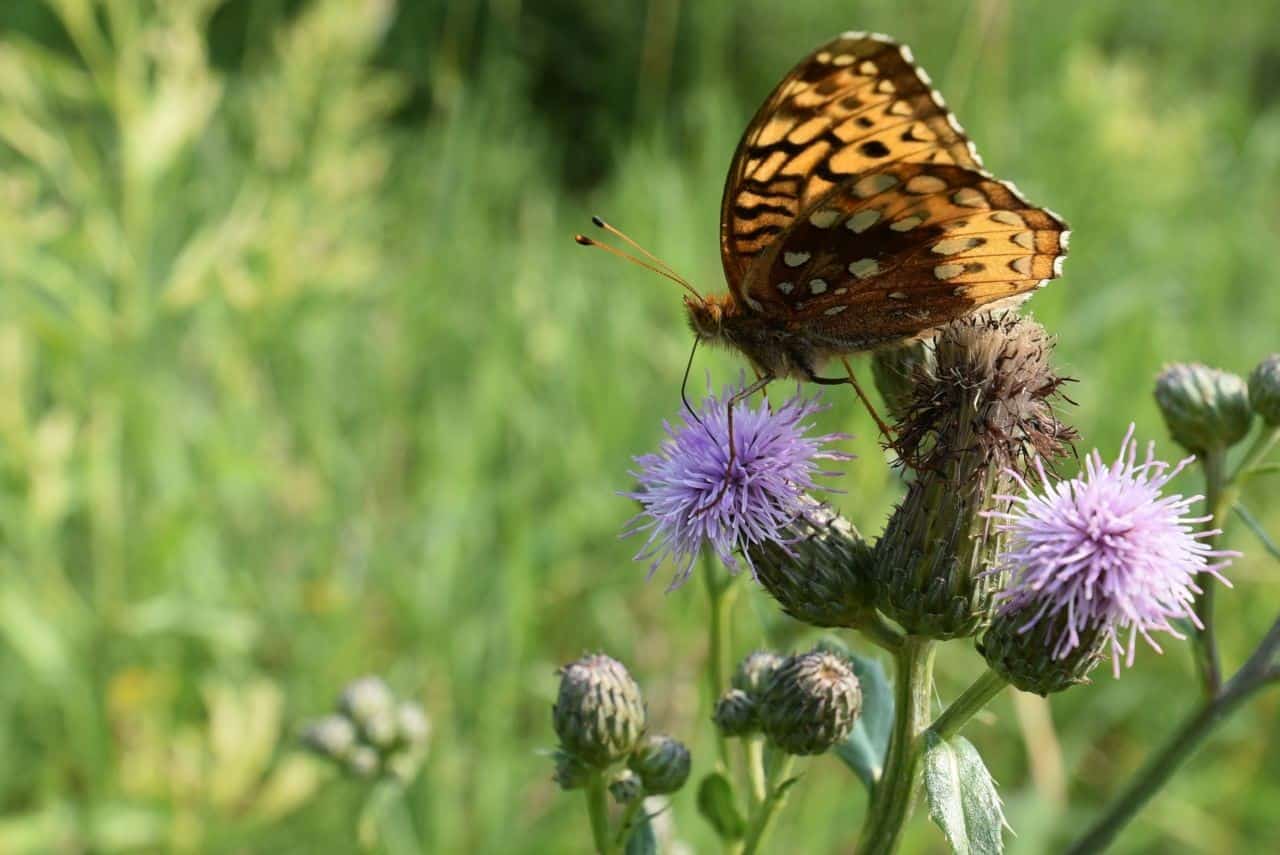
top-left (1239, 462), bottom-right (1280, 481)
top-left (696, 772), bottom-right (746, 841)
top-left (823, 639), bottom-right (893, 793)
top-left (624, 810), bottom-right (659, 855)
top-left (1232, 503), bottom-right (1280, 562)
top-left (923, 732), bottom-right (1006, 855)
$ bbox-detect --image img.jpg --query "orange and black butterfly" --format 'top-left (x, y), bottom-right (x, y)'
top-left (579, 31), bottom-right (1068, 466)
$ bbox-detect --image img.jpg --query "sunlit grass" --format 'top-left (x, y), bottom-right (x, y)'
top-left (0, 0), bottom-right (1276, 851)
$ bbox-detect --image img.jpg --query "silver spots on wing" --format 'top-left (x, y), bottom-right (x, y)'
top-left (848, 258), bottom-right (879, 279)
top-left (847, 209), bottom-right (881, 233)
top-left (932, 237), bottom-right (984, 256)
top-left (809, 278), bottom-right (829, 294)
top-left (905, 174), bottom-right (948, 194)
top-left (809, 209), bottom-right (840, 228)
top-left (890, 214), bottom-right (925, 232)
top-left (784, 251), bottom-right (811, 267)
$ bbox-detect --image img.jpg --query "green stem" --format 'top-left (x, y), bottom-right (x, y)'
top-left (744, 736), bottom-right (768, 809)
top-left (1066, 615), bottom-right (1280, 854)
top-left (929, 669), bottom-right (1008, 741)
top-left (856, 636), bottom-right (936, 854)
top-left (615, 798), bottom-right (645, 849)
top-left (704, 550), bottom-right (738, 769)
top-left (1229, 424), bottom-right (1280, 482)
top-left (584, 772), bottom-right (612, 854)
top-left (856, 608), bottom-right (906, 653)
top-left (742, 754), bottom-right (797, 855)
top-left (1191, 449), bottom-right (1230, 696)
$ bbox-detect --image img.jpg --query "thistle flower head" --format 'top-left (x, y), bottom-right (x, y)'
top-left (1155, 363), bottom-right (1251, 454)
top-left (731, 650), bottom-right (787, 698)
top-left (987, 426), bottom-right (1236, 675)
top-left (628, 734), bottom-right (692, 795)
top-left (759, 649), bottom-right (862, 756)
top-left (1248, 354), bottom-right (1280, 426)
top-left (552, 654), bottom-right (646, 767)
top-left (712, 689), bottom-right (758, 737)
top-left (623, 385), bottom-right (850, 588)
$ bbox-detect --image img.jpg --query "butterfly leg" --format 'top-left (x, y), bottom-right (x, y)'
top-left (694, 372), bottom-right (774, 515)
top-left (806, 357), bottom-right (895, 442)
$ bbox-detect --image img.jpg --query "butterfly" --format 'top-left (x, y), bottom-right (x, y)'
top-left (581, 32), bottom-right (1068, 496)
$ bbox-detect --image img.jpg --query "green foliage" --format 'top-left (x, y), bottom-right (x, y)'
top-left (0, 0), bottom-right (1277, 852)
top-left (923, 733), bottom-right (1006, 855)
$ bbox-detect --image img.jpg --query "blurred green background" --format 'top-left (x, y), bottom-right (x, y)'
top-left (0, 0), bottom-right (1277, 851)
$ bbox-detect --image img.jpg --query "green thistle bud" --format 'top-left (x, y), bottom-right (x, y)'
top-left (1154, 363), bottom-right (1251, 454)
top-left (1248, 354), bottom-right (1280, 427)
top-left (301, 714), bottom-right (357, 761)
top-left (759, 650), bottom-right (862, 756)
top-left (748, 497), bottom-right (875, 629)
top-left (628, 734), bottom-right (691, 795)
top-left (874, 314), bottom-right (1075, 639)
top-left (609, 769), bottom-right (644, 804)
top-left (552, 654), bottom-right (646, 767)
top-left (347, 745), bottom-right (380, 778)
top-left (338, 676), bottom-right (398, 747)
top-left (552, 749), bottom-right (592, 791)
top-left (872, 339), bottom-right (934, 423)
top-left (713, 689), bottom-right (758, 737)
top-left (395, 702), bottom-right (431, 748)
top-left (732, 651), bottom-right (786, 699)
top-left (979, 608), bottom-right (1106, 696)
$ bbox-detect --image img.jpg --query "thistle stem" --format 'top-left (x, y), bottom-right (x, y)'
top-left (584, 772), bottom-right (612, 854)
top-left (856, 636), bottom-right (935, 854)
top-left (1191, 449), bottom-right (1230, 696)
top-left (742, 753), bottom-right (797, 855)
top-left (615, 798), bottom-right (645, 849)
top-left (703, 550), bottom-right (739, 769)
top-left (857, 608), bottom-right (906, 653)
top-left (929, 668), bottom-right (1008, 742)
top-left (744, 736), bottom-right (768, 808)
top-left (1066, 615), bottom-right (1280, 854)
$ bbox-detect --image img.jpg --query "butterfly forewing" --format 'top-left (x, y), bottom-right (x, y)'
top-left (720, 31), bottom-right (983, 287)
top-left (738, 162), bottom-right (1068, 349)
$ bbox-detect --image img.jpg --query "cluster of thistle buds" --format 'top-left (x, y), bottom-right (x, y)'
top-left (551, 654), bottom-right (691, 803)
top-left (1155, 354), bottom-right (1280, 454)
top-left (301, 676), bottom-right (431, 782)
top-left (715, 648), bottom-right (862, 755)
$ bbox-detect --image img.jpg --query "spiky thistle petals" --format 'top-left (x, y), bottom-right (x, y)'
top-left (622, 386), bottom-right (851, 588)
top-left (987, 427), bottom-right (1237, 675)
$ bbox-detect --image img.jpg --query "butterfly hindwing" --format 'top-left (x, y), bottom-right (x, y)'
top-left (720, 31), bottom-right (983, 290)
top-left (738, 162), bottom-right (1069, 348)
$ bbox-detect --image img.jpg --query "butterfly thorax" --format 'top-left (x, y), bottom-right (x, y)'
top-left (686, 294), bottom-right (815, 380)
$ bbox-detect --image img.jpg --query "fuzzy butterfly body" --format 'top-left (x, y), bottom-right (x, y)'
top-left (686, 31), bottom-right (1069, 383)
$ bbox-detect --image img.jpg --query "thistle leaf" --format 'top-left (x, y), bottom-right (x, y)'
top-left (923, 732), bottom-right (1006, 855)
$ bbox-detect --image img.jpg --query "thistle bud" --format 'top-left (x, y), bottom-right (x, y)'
top-left (301, 714), bottom-right (357, 761)
top-left (1154, 363), bottom-right (1251, 454)
top-left (732, 651), bottom-right (786, 699)
top-left (338, 676), bottom-right (398, 747)
top-left (874, 314), bottom-right (1075, 639)
top-left (552, 654), bottom-right (646, 767)
top-left (748, 497), bottom-right (875, 629)
top-left (712, 689), bottom-right (758, 737)
top-left (759, 650), bottom-right (861, 756)
top-left (348, 745), bottom-right (380, 777)
top-left (978, 608), bottom-right (1106, 696)
top-left (395, 702), bottom-right (431, 748)
top-left (872, 339), bottom-right (934, 423)
top-left (552, 749), bottom-right (592, 791)
top-left (1248, 354), bottom-right (1280, 426)
top-left (609, 769), bottom-right (644, 804)
top-left (628, 734), bottom-right (691, 795)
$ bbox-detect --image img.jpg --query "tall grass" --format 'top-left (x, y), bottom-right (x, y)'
top-left (0, 0), bottom-right (1276, 851)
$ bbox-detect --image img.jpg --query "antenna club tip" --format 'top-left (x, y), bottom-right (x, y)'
top-left (574, 234), bottom-right (592, 246)
top-left (590, 215), bottom-right (606, 228)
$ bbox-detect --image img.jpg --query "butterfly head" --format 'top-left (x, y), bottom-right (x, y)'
top-left (685, 294), bottom-right (737, 343)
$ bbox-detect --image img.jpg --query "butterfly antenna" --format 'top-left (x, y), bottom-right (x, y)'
top-left (575, 217), bottom-right (703, 301)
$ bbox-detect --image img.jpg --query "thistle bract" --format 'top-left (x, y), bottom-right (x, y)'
top-left (623, 385), bottom-right (850, 588)
top-left (628, 734), bottom-right (691, 795)
top-left (552, 654), bottom-right (646, 767)
top-left (987, 427), bottom-right (1236, 675)
top-left (759, 649), bottom-right (861, 756)
top-left (1248, 354), bottom-right (1280, 426)
top-left (713, 689), bottom-right (758, 737)
top-left (1154, 363), bottom-right (1251, 454)
top-left (732, 650), bottom-right (786, 699)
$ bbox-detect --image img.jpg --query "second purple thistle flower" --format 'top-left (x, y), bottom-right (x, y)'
top-left (622, 385), bottom-right (852, 589)
top-left (988, 425), bottom-right (1237, 675)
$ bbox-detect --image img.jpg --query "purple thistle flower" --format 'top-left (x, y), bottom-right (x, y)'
top-left (988, 425), bottom-right (1236, 676)
top-left (622, 385), bottom-right (851, 589)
